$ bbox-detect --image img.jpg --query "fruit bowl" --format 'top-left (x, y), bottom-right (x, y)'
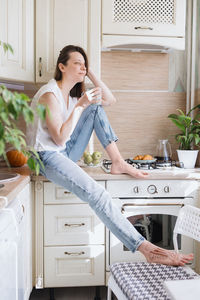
top-left (81, 151), bottom-right (102, 167)
top-left (80, 160), bottom-right (102, 168)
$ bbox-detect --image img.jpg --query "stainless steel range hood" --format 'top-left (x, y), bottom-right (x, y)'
top-left (101, 43), bottom-right (171, 53)
top-left (101, 34), bottom-right (185, 52)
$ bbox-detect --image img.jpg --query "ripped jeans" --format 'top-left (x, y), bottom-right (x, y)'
top-left (38, 104), bottom-right (144, 252)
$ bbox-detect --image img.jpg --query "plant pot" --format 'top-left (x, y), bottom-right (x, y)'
top-left (177, 150), bottom-right (199, 169)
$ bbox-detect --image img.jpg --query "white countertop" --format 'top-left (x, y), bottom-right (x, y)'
top-left (1, 165), bottom-right (200, 210)
top-left (32, 166), bottom-right (200, 181)
top-left (139, 167), bottom-right (200, 180)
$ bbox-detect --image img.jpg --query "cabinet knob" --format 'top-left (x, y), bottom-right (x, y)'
top-left (164, 186), bottom-right (170, 193)
top-left (39, 57), bottom-right (42, 77)
top-left (133, 186), bottom-right (139, 193)
top-left (147, 185), bottom-right (157, 194)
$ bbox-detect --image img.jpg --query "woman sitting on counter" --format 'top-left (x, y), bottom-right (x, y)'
top-left (27, 45), bottom-right (193, 266)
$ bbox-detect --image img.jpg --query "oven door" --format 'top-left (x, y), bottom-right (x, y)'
top-left (109, 200), bottom-right (194, 265)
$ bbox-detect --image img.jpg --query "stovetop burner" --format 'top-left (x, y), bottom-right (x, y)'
top-left (101, 159), bottom-right (184, 173)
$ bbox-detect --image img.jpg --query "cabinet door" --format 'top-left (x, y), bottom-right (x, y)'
top-left (0, 0), bottom-right (34, 82)
top-left (36, 0), bottom-right (88, 82)
top-left (20, 184), bottom-right (33, 300)
top-left (44, 204), bottom-right (104, 245)
top-left (102, 0), bottom-right (186, 37)
top-left (44, 245), bottom-right (105, 287)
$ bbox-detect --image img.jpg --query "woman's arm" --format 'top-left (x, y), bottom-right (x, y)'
top-left (87, 68), bottom-right (116, 106)
top-left (39, 92), bottom-right (90, 147)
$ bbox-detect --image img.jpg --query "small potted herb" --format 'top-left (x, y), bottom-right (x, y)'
top-left (168, 105), bottom-right (200, 168)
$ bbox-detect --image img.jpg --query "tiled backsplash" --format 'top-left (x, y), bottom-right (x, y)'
top-left (94, 51), bottom-right (186, 160)
top-left (101, 51), bottom-right (169, 91)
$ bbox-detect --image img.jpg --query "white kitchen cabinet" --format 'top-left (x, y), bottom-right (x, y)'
top-left (0, 183), bottom-right (33, 300)
top-left (34, 180), bottom-right (105, 288)
top-left (102, 0), bottom-right (186, 50)
top-left (0, 0), bottom-right (34, 82)
top-left (44, 204), bottom-right (104, 246)
top-left (44, 245), bottom-right (104, 287)
top-left (36, 0), bottom-right (101, 82)
top-left (19, 183), bottom-right (33, 300)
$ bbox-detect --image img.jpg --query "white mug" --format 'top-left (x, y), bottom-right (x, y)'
top-left (86, 89), bottom-right (102, 105)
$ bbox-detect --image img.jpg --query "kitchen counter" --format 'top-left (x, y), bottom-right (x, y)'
top-left (32, 165), bottom-right (200, 181)
top-left (0, 166), bottom-right (31, 209)
top-left (1, 164), bottom-right (200, 209)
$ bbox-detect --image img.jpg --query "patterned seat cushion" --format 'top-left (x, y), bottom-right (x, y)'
top-left (110, 262), bottom-right (199, 300)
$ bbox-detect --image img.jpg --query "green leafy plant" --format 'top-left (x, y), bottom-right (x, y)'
top-left (168, 104), bottom-right (200, 150)
top-left (0, 41), bottom-right (46, 174)
top-left (0, 41), bottom-right (13, 54)
top-left (0, 85), bottom-right (47, 174)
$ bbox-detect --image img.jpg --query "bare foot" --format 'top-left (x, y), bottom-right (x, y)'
top-left (111, 159), bottom-right (148, 178)
top-left (138, 241), bottom-right (193, 266)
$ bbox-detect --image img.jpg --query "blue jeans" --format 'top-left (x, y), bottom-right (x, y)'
top-left (38, 104), bottom-right (144, 252)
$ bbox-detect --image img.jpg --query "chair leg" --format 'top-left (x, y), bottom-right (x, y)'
top-left (107, 286), bottom-right (112, 300)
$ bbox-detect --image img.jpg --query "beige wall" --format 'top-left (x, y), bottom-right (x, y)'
top-left (94, 51), bottom-right (186, 160)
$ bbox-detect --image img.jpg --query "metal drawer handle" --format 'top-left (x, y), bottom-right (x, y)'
top-left (121, 203), bottom-right (183, 212)
top-left (64, 223), bottom-right (85, 227)
top-left (64, 251), bottom-right (85, 256)
top-left (38, 57), bottom-right (42, 77)
top-left (134, 26), bottom-right (153, 30)
top-left (64, 191), bottom-right (71, 194)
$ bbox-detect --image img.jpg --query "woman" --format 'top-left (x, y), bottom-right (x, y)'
top-left (28, 45), bottom-right (193, 266)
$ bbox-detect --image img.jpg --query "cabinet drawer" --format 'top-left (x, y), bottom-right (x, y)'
top-left (44, 204), bottom-right (104, 245)
top-left (44, 245), bottom-right (105, 287)
top-left (44, 181), bottom-right (105, 204)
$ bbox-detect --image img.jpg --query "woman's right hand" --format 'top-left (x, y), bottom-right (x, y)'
top-left (76, 92), bottom-right (90, 108)
top-left (77, 87), bottom-right (102, 108)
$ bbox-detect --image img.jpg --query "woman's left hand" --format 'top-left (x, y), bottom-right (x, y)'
top-left (87, 87), bottom-right (102, 105)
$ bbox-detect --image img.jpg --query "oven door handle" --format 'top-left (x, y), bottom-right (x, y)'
top-left (121, 204), bottom-right (183, 216)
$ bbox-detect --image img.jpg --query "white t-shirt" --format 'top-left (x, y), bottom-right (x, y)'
top-left (27, 79), bottom-right (82, 151)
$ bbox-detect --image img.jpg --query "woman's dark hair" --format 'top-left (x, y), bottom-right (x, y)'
top-left (54, 45), bottom-right (88, 98)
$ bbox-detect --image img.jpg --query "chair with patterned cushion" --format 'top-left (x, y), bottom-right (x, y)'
top-left (107, 205), bottom-right (200, 300)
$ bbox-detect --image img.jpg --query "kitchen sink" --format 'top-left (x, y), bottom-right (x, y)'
top-left (0, 172), bottom-right (20, 183)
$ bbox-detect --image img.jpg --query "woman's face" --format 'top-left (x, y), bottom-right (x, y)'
top-left (59, 51), bottom-right (86, 82)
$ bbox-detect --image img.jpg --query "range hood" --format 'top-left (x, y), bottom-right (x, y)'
top-left (101, 34), bottom-right (185, 52)
top-left (102, 43), bottom-right (171, 53)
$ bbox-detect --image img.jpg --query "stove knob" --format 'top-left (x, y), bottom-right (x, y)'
top-left (147, 185), bottom-right (157, 194)
top-left (164, 186), bottom-right (170, 193)
top-left (133, 186), bottom-right (139, 193)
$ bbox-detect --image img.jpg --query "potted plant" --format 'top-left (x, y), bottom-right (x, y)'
top-left (168, 104), bottom-right (200, 168)
top-left (0, 41), bottom-right (46, 174)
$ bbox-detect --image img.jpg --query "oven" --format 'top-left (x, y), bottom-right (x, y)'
top-left (106, 179), bottom-right (198, 271)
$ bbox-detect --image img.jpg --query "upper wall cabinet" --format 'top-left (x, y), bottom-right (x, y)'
top-left (0, 0), bottom-right (34, 82)
top-left (102, 0), bottom-right (186, 50)
top-left (36, 0), bottom-right (101, 83)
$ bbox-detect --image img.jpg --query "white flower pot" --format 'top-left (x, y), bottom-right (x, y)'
top-left (177, 150), bottom-right (199, 169)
